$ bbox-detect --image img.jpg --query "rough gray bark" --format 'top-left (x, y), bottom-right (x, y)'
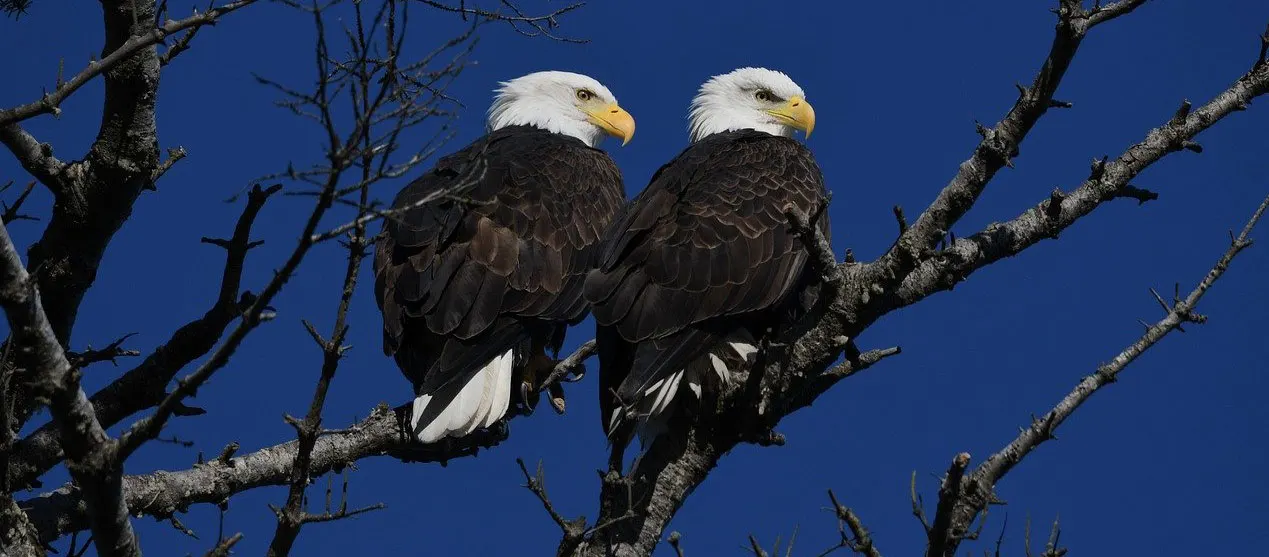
top-left (0, 221), bottom-right (139, 556)
top-left (0, 493), bottom-right (43, 557)
top-left (18, 349), bottom-right (592, 543)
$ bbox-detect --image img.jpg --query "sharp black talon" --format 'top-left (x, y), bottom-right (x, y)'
top-left (520, 381), bottom-right (536, 416)
top-left (562, 365), bottom-right (587, 383)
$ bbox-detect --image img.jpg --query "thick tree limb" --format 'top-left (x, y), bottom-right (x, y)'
top-left (0, 493), bottom-right (43, 557)
top-left (924, 193), bottom-right (1269, 556)
top-left (7, 0), bottom-right (168, 434)
top-left (872, 0), bottom-right (1148, 286)
top-left (19, 343), bottom-right (596, 542)
top-left (888, 59), bottom-right (1269, 311)
top-left (0, 124), bottom-right (66, 193)
top-left (0, 222), bottom-right (139, 556)
top-left (565, 7), bottom-right (1269, 556)
top-left (4, 184), bottom-right (279, 492)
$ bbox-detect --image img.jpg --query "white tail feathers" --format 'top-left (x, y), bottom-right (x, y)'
top-left (619, 337), bottom-right (759, 449)
top-left (411, 349), bottom-right (514, 444)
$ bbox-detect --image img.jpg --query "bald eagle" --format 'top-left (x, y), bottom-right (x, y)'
top-left (374, 71), bottom-right (633, 444)
top-left (584, 67), bottom-right (827, 451)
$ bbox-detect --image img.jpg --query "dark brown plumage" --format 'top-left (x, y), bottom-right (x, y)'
top-left (374, 125), bottom-right (625, 442)
top-left (584, 128), bottom-right (829, 449)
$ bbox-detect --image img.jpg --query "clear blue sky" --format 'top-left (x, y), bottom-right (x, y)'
top-left (4, 1), bottom-right (1268, 555)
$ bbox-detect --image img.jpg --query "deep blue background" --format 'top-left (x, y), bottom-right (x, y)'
top-left (4, 1), bottom-right (1267, 555)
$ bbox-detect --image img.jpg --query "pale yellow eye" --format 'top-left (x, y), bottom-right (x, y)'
top-left (754, 90), bottom-right (775, 102)
top-left (576, 89), bottom-right (593, 101)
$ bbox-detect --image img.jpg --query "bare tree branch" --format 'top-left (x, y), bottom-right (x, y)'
top-left (0, 0), bottom-right (259, 127)
top-left (266, 5), bottom-right (400, 553)
top-left (886, 58), bottom-right (1269, 312)
top-left (5, 0), bottom-right (174, 433)
top-left (411, 0), bottom-right (586, 42)
top-left (819, 490), bottom-right (881, 557)
top-left (0, 125), bottom-right (66, 193)
top-left (1, 0), bottom-right (32, 17)
top-left (203, 532), bottom-right (243, 557)
top-left (516, 457), bottom-right (587, 551)
top-left (667, 531), bottom-right (685, 557)
top-left (565, 8), bottom-right (1269, 556)
top-left (19, 338), bottom-right (597, 542)
top-left (0, 222), bottom-right (139, 555)
top-left (870, 0), bottom-right (1150, 288)
top-left (4, 184), bottom-right (280, 492)
top-left (0, 493), bottom-right (44, 557)
top-left (1, 180), bottom-right (38, 224)
top-left (923, 193), bottom-right (1269, 556)
top-left (65, 333), bottom-right (141, 369)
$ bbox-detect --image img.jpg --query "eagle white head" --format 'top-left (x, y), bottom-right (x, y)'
top-left (688, 67), bottom-right (816, 143)
top-left (487, 70), bottom-right (636, 148)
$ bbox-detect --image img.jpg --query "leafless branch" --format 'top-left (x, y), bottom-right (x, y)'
top-left (748, 534), bottom-right (770, 557)
top-left (516, 458), bottom-right (587, 549)
top-left (910, 471), bottom-right (931, 533)
top-left (0, 125), bottom-right (67, 194)
top-left (267, 470), bottom-right (385, 539)
top-left (1, 180), bottom-right (38, 224)
top-left (667, 531), bottom-right (686, 557)
top-left (819, 490), bottom-right (881, 557)
top-left (882, 58), bottom-right (1269, 313)
top-left (160, 24), bottom-right (203, 67)
top-left (151, 146), bottom-right (188, 183)
top-left (267, 5), bottom-right (399, 553)
top-left (538, 338), bottom-right (596, 387)
top-left (925, 453), bottom-right (972, 557)
top-left (870, 0), bottom-right (1150, 289)
top-left (786, 199), bottom-right (844, 286)
top-left (203, 532), bottom-right (242, 557)
top-left (0, 222), bottom-right (138, 555)
top-left (411, 0), bottom-right (586, 42)
top-left (4, 183), bottom-right (280, 493)
top-left (0, 0), bottom-right (259, 127)
top-left (563, 7), bottom-right (1269, 556)
top-left (923, 193), bottom-right (1269, 556)
top-left (20, 402), bottom-right (466, 542)
top-left (65, 333), bottom-right (140, 369)
top-left (0, 493), bottom-right (43, 556)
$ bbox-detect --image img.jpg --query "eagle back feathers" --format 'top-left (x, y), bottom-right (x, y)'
top-left (584, 129), bottom-right (829, 439)
top-left (375, 125), bottom-right (626, 396)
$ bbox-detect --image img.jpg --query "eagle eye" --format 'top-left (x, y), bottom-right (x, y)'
top-left (576, 89), bottom-right (594, 101)
top-left (754, 90), bottom-right (776, 102)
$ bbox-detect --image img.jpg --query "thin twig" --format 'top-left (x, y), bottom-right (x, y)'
top-left (515, 458), bottom-right (586, 544)
top-left (203, 532), bottom-right (242, 557)
top-left (0, 0), bottom-right (260, 127)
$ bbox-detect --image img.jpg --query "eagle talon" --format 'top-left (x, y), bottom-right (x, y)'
top-left (560, 365), bottom-right (587, 383)
top-left (519, 380), bottom-right (539, 415)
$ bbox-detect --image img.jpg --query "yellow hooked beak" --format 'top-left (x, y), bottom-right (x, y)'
top-left (585, 103), bottom-right (636, 146)
top-left (766, 96), bottom-right (816, 139)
